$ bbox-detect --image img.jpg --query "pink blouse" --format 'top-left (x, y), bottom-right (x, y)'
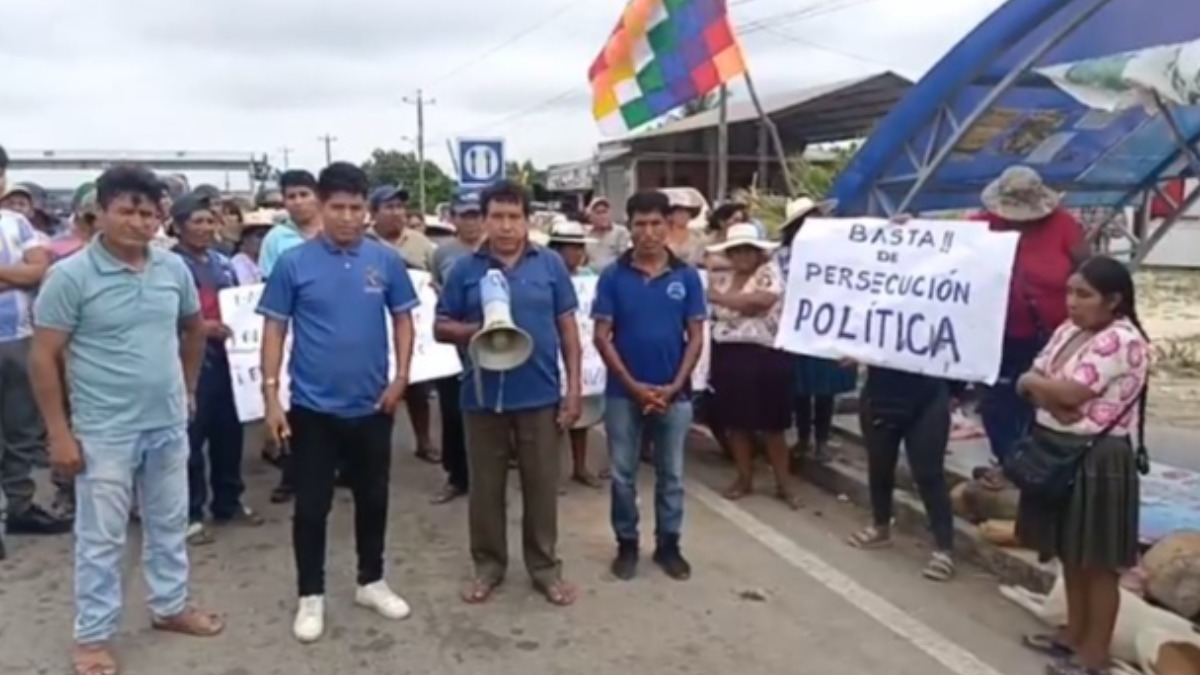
top-left (1032, 317), bottom-right (1149, 435)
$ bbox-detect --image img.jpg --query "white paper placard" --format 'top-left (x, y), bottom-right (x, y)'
top-left (774, 218), bottom-right (1018, 384)
top-left (220, 270), bottom-right (463, 422)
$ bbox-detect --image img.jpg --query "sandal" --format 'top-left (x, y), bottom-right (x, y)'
top-left (1045, 657), bottom-right (1109, 675)
top-left (535, 579), bottom-right (578, 607)
top-left (414, 447), bottom-right (441, 464)
top-left (776, 488), bottom-right (803, 511)
top-left (847, 525), bottom-right (892, 549)
top-left (922, 551), bottom-right (956, 582)
top-left (722, 481), bottom-right (752, 501)
top-left (430, 484), bottom-right (466, 505)
top-left (73, 644), bottom-right (118, 675)
top-left (460, 578), bottom-right (501, 605)
top-left (151, 606), bottom-right (225, 637)
top-left (186, 523), bottom-right (215, 546)
top-left (571, 472), bottom-right (604, 489)
top-left (1022, 634), bottom-right (1074, 659)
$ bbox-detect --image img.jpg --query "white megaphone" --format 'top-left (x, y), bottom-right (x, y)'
top-left (468, 270), bottom-right (534, 372)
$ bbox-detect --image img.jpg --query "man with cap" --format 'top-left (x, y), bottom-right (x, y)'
top-left (370, 185), bottom-right (435, 272)
top-left (427, 188), bottom-right (485, 505)
top-left (0, 176), bottom-right (68, 551)
top-left (369, 185), bottom-right (439, 464)
top-left (971, 165), bottom-right (1088, 487)
top-left (583, 196), bottom-right (630, 272)
top-left (170, 192), bottom-right (263, 545)
top-left (1, 182), bottom-right (61, 237)
top-left (46, 183), bottom-right (100, 262)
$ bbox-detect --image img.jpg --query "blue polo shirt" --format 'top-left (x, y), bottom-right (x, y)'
top-left (592, 251), bottom-right (707, 400)
top-left (256, 236), bottom-right (419, 418)
top-left (436, 244), bottom-right (578, 413)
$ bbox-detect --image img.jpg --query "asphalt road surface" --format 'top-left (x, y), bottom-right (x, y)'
top-left (0, 414), bottom-right (1049, 675)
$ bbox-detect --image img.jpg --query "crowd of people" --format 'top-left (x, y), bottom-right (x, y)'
top-left (0, 139), bottom-right (1152, 675)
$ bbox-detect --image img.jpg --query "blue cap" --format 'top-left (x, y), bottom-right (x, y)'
top-left (369, 185), bottom-right (410, 211)
top-left (452, 189), bottom-right (481, 215)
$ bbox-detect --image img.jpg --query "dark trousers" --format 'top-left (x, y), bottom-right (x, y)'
top-left (436, 377), bottom-right (468, 491)
top-left (0, 338), bottom-right (49, 515)
top-left (289, 406), bottom-right (393, 597)
top-left (464, 405), bottom-right (561, 587)
top-left (978, 336), bottom-right (1045, 462)
top-left (187, 355), bottom-right (245, 522)
top-left (860, 385), bottom-right (954, 552)
top-left (795, 395), bottom-right (835, 444)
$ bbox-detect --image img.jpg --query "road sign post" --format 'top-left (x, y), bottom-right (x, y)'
top-left (456, 138), bottom-right (506, 190)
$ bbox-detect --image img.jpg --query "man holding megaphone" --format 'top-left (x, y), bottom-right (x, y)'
top-left (434, 180), bottom-right (584, 608)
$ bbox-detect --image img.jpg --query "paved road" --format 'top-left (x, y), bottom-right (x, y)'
top-left (0, 418), bottom-right (1047, 675)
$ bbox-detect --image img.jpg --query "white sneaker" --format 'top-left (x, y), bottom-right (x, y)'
top-left (293, 595), bottom-right (325, 643)
top-left (355, 580), bottom-right (411, 620)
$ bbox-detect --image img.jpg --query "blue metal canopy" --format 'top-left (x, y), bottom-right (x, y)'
top-left (830, 0), bottom-right (1200, 261)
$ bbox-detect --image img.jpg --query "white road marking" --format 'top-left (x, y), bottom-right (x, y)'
top-left (687, 480), bottom-right (1006, 675)
top-left (592, 424), bottom-right (1002, 675)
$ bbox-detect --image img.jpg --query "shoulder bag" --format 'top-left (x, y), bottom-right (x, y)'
top-left (1002, 394), bottom-right (1147, 504)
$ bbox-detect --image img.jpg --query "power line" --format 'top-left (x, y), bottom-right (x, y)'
top-left (423, 0), bottom-right (587, 90)
top-left (757, 25), bottom-right (895, 69)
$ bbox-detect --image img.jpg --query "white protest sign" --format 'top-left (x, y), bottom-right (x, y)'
top-left (560, 271), bottom-right (710, 397)
top-left (220, 270), bottom-right (463, 422)
top-left (774, 218), bottom-right (1017, 384)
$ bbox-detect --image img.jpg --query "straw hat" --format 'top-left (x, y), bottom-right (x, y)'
top-left (981, 166), bottom-right (1061, 222)
top-left (782, 196), bottom-right (836, 229)
top-left (706, 223), bottom-right (778, 253)
top-left (548, 219), bottom-right (595, 246)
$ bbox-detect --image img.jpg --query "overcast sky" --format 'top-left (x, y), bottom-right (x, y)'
top-left (1, 0), bottom-right (1005, 188)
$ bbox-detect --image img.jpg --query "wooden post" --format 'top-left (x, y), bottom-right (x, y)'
top-left (742, 71), bottom-right (795, 195)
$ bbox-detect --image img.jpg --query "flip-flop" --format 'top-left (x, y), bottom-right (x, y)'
top-left (535, 580), bottom-right (578, 607)
top-left (1021, 634), bottom-right (1074, 658)
top-left (847, 525), bottom-right (893, 549)
top-left (460, 578), bottom-right (501, 605)
top-left (73, 645), bottom-right (118, 675)
top-left (151, 606), bottom-right (225, 637)
top-left (571, 473), bottom-right (604, 489)
top-left (722, 483), bottom-right (752, 501)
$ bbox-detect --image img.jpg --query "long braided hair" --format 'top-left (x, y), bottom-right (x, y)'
top-left (1076, 255), bottom-right (1151, 473)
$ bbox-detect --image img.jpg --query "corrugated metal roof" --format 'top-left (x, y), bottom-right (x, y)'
top-left (612, 71), bottom-right (913, 144)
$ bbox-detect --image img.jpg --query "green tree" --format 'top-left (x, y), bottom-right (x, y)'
top-left (504, 159), bottom-right (545, 188)
top-left (361, 148), bottom-right (454, 213)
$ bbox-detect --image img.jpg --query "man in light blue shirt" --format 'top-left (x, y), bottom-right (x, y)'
top-left (259, 169), bottom-right (321, 278)
top-left (28, 165), bottom-right (221, 674)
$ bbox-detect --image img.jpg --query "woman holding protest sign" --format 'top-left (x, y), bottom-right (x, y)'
top-left (775, 198), bottom-right (857, 464)
top-left (707, 224), bottom-right (801, 509)
top-left (841, 211), bottom-right (957, 583)
top-left (1011, 256), bottom-right (1149, 675)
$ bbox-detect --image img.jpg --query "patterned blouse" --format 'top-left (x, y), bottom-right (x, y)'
top-left (1032, 317), bottom-right (1149, 435)
top-left (711, 259), bottom-right (785, 348)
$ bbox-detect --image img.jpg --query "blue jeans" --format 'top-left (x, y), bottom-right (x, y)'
top-left (978, 337), bottom-right (1044, 462)
top-left (74, 425), bottom-right (190, 644)
top-left (604, 397), bottom-right (692, 543)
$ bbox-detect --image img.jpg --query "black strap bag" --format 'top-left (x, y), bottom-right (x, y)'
top-left (1002, 395), bottom-right (1146, 504)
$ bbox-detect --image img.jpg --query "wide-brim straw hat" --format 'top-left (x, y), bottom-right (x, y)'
top-left (782, 196), bottom-right (837, 230)
top-left (707, 223), bottom-right (778, 253)
top-left (981, 165), bottom-right (1062, 222)
top-left (548, 219), bottom-right (595, 246)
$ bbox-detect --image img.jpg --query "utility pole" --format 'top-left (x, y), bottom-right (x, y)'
top-left (317, 134), bottom-right (337, 165)
top-left (279, 146), bottom-right (293, 170)
top-left (403, 90), bottom-right (436, 214)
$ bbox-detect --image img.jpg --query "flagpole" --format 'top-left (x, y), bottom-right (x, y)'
top-left (716, 84), bottom-right (729, 200)
top-left (742, 70), bottom-right (795, 196)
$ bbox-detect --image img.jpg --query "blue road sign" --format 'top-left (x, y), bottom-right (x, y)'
top-left (456, 138), bottom-right (505, 189)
